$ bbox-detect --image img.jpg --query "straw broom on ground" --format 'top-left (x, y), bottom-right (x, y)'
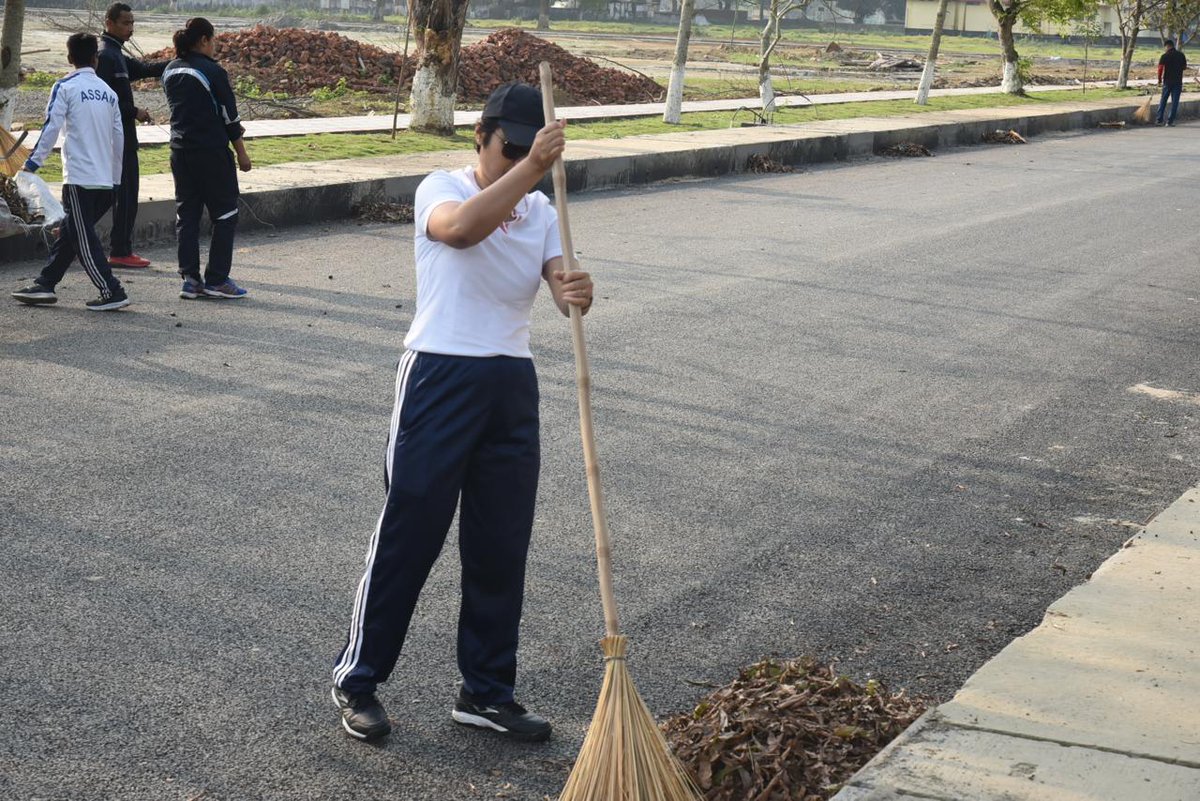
top-left (1133, 92), bottom-right (1155, 124)
top-left (538, 61), bottom-right (702, 801)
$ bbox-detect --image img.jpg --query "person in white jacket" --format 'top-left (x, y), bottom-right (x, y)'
top-left (11, 33), bottom-right (128, 311)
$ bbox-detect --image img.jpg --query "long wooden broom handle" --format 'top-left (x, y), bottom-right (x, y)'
top-left (539, 62), bottom-right (621, 639)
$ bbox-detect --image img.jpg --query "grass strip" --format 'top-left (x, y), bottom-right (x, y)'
top-left (30, 88), bottom-right (1134, 182)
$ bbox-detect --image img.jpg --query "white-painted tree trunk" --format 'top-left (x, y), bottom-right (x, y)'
top-left (996, 14), bottom-right (1023, 95)
top-left (663, 0), bottom-right (695, 124)
top-left (916, 0), bottom-right (950, 105)
top-left (408, 0), bottom-right (468, 135)
top-left (759, 72), bottom-right (776, 113)
top-left (410, 64), bottom-right (456, 134)
top-left (758, 0), bottom-right (781, 116)
top-left (1000, 59), bottom-right (1021, 93)
top-left (0, 87), bottom-right (16, 131)
top-left (0, 0), bottom-right (25, 131)
top-left (1117, 25), bottom-right (1139, 89)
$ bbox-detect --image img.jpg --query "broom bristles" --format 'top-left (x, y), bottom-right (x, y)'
top-left (1133, 94), bottom-right (1154, 124)
top-left (0, 128), bottom-right (30, 177)
top-left (559, 636), bottom-right (702, 801)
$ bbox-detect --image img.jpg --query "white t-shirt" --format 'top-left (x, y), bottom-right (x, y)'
top-left (405, 167), bottom-right (563, 358)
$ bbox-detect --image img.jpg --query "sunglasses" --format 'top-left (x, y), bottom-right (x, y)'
top-left (496, 130), bottom-right (531, 161)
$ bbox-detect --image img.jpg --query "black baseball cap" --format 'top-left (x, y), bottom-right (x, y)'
top-left (482, 83), bottom-right (544, 148)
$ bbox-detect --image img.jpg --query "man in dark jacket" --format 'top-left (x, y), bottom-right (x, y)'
top-left (1156, 39), bottom-right (1188, 127)
top-left (96, 2), bottom-right (168, 268)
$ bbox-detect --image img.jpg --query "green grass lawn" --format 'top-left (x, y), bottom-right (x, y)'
top-left (29, 87), bottom-right (1136, 182)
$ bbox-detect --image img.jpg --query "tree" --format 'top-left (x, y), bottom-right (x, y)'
top-left (0, 0), bottom-right (24, 131)
top-left (374, 0), bottom-right (387, 22)
top-left (538, 0), bottom-right (550, 30)
top-left (989, 0), bottom-right (1026, 93)
top-left (990, 0), bottom-right (1095, 95)
top-left (409, 0), bottom-right (470, 134)
top-left (1113, 0), bottom-right (1170, 88)
top-left (915, 0), bottom-right (950, 104)
top-left (1072, 15), bottom-right (1103, 92)
top-left (663, 0), bottom-right (697, 123)
top-left (1149, 0), bottom-right (1200, 44)
top-left (759, 0), bottom-right (812, 113)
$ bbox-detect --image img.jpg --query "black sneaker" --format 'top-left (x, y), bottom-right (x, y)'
top-left (86, 291), bottom-right (130, 312)
top-left (331, 686), bottom-right (391, 741)
top-left (452, 691), bottom-right (551, 742)
top-left (12, 283), bottom-right (57, 305)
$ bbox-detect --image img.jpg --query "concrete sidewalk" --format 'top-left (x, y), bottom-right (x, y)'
top-left (21, 80), bottom-right (1157, 149)
top-left (0, 92), bottom-right (1190, 265)
top-left (833, 483), bottom-right (1200, 800)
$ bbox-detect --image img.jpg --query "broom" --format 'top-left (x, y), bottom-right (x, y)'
top-left (538, 61), bottom-right (702, 801)
top-left (1133, 92), bottom-right (1155, 124)
top-left (0, 127), bottom-right (30, 177)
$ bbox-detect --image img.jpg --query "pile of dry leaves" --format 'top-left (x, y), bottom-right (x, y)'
top-left (879, 142), bottom-right (932, 157)
top-left (354, 198), bottom-right (414, 224)
top-left (745, 153), bottom-right (794, 173)
top-left (0, 175), bottom-right (34, 223)
top-left (982, 129), bottom-right (1027, 144)
top-left (663, 657), bottom-right (928, 801)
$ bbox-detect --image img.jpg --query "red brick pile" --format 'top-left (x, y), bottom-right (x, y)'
top-left (146, 27), bottom-right (663, 104)
top-left (459, 27), bottom-right (662, 104)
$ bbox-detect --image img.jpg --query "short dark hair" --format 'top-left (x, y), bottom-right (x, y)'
top-left (475, 117), bottom-right (501, 153)
top-left (105, 2), bottom-right (132, 22)
top-left (1165, 38), bottom-right (1176, 47)
top-left (67, 33), bottom-right (98, 67)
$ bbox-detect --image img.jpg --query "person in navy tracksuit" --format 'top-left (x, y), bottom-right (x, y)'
top-left (330, 83), bottom-right (594, 745)
top-left (96, 2), bottom-right (168, 269)
top-left (162, 17), bottom-right (252, 300)
top-left (11, 33), bottom-right (128, 311)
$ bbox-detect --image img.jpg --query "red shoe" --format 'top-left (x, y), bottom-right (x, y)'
top-left (108, 254), bottom-right (152, 269)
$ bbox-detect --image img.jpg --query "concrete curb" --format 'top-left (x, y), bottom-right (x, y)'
top-left (1, 94), bottom-right (1194, 265)
top-left (831, 484), bottom-right (1200, 801)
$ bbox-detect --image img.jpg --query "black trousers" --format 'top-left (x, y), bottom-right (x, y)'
top-left (38, 185), bottom-right (123, 300)
top-left (109, 127), bottom-right (140, 257)
top-left (170, 147), bottom-right (239, 285)
top-left (333, 351), bottom-right (541, 704)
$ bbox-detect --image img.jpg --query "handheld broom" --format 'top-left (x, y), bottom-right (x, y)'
top-left (538, 61), bottom-right (702, 801)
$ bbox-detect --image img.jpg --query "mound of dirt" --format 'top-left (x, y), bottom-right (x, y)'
top-left (145, 27), bottom-right (662, 105)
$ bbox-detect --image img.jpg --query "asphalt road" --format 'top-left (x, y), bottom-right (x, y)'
top-left (2, 124), bottom-right (1198, 800)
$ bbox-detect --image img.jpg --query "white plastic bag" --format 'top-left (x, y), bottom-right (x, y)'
top-left (16, 171), bottom-right (64, 227)
top-left (0, 171), bottom-right (65, 239)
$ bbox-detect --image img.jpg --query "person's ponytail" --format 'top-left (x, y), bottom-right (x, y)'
top-left (173, 17), bottom-right (215, 58)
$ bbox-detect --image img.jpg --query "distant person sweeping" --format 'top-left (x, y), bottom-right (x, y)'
top-left (1157, 39), bottom-right (1188, 127)
top-left (330, 82), bottom-right (593, 743)
top-left (11, 33), bottom-right (128, 311)
top-left (163, 17), bottom-right (252, 300)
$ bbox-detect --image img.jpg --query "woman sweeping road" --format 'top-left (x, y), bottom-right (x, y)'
top-left (163, 17), bottom-right (252, 300)
top-left (331, 82), bottom-right (594, 743)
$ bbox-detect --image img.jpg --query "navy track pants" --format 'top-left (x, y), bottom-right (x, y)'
top-left (171, 147), bottom-right (239, 285)
top-left (333, 350), bottom-right (541, 704)
top-left (109, 126), bottom-right (141, 257)
top-left (38, 185), bottom-right (123, 300)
